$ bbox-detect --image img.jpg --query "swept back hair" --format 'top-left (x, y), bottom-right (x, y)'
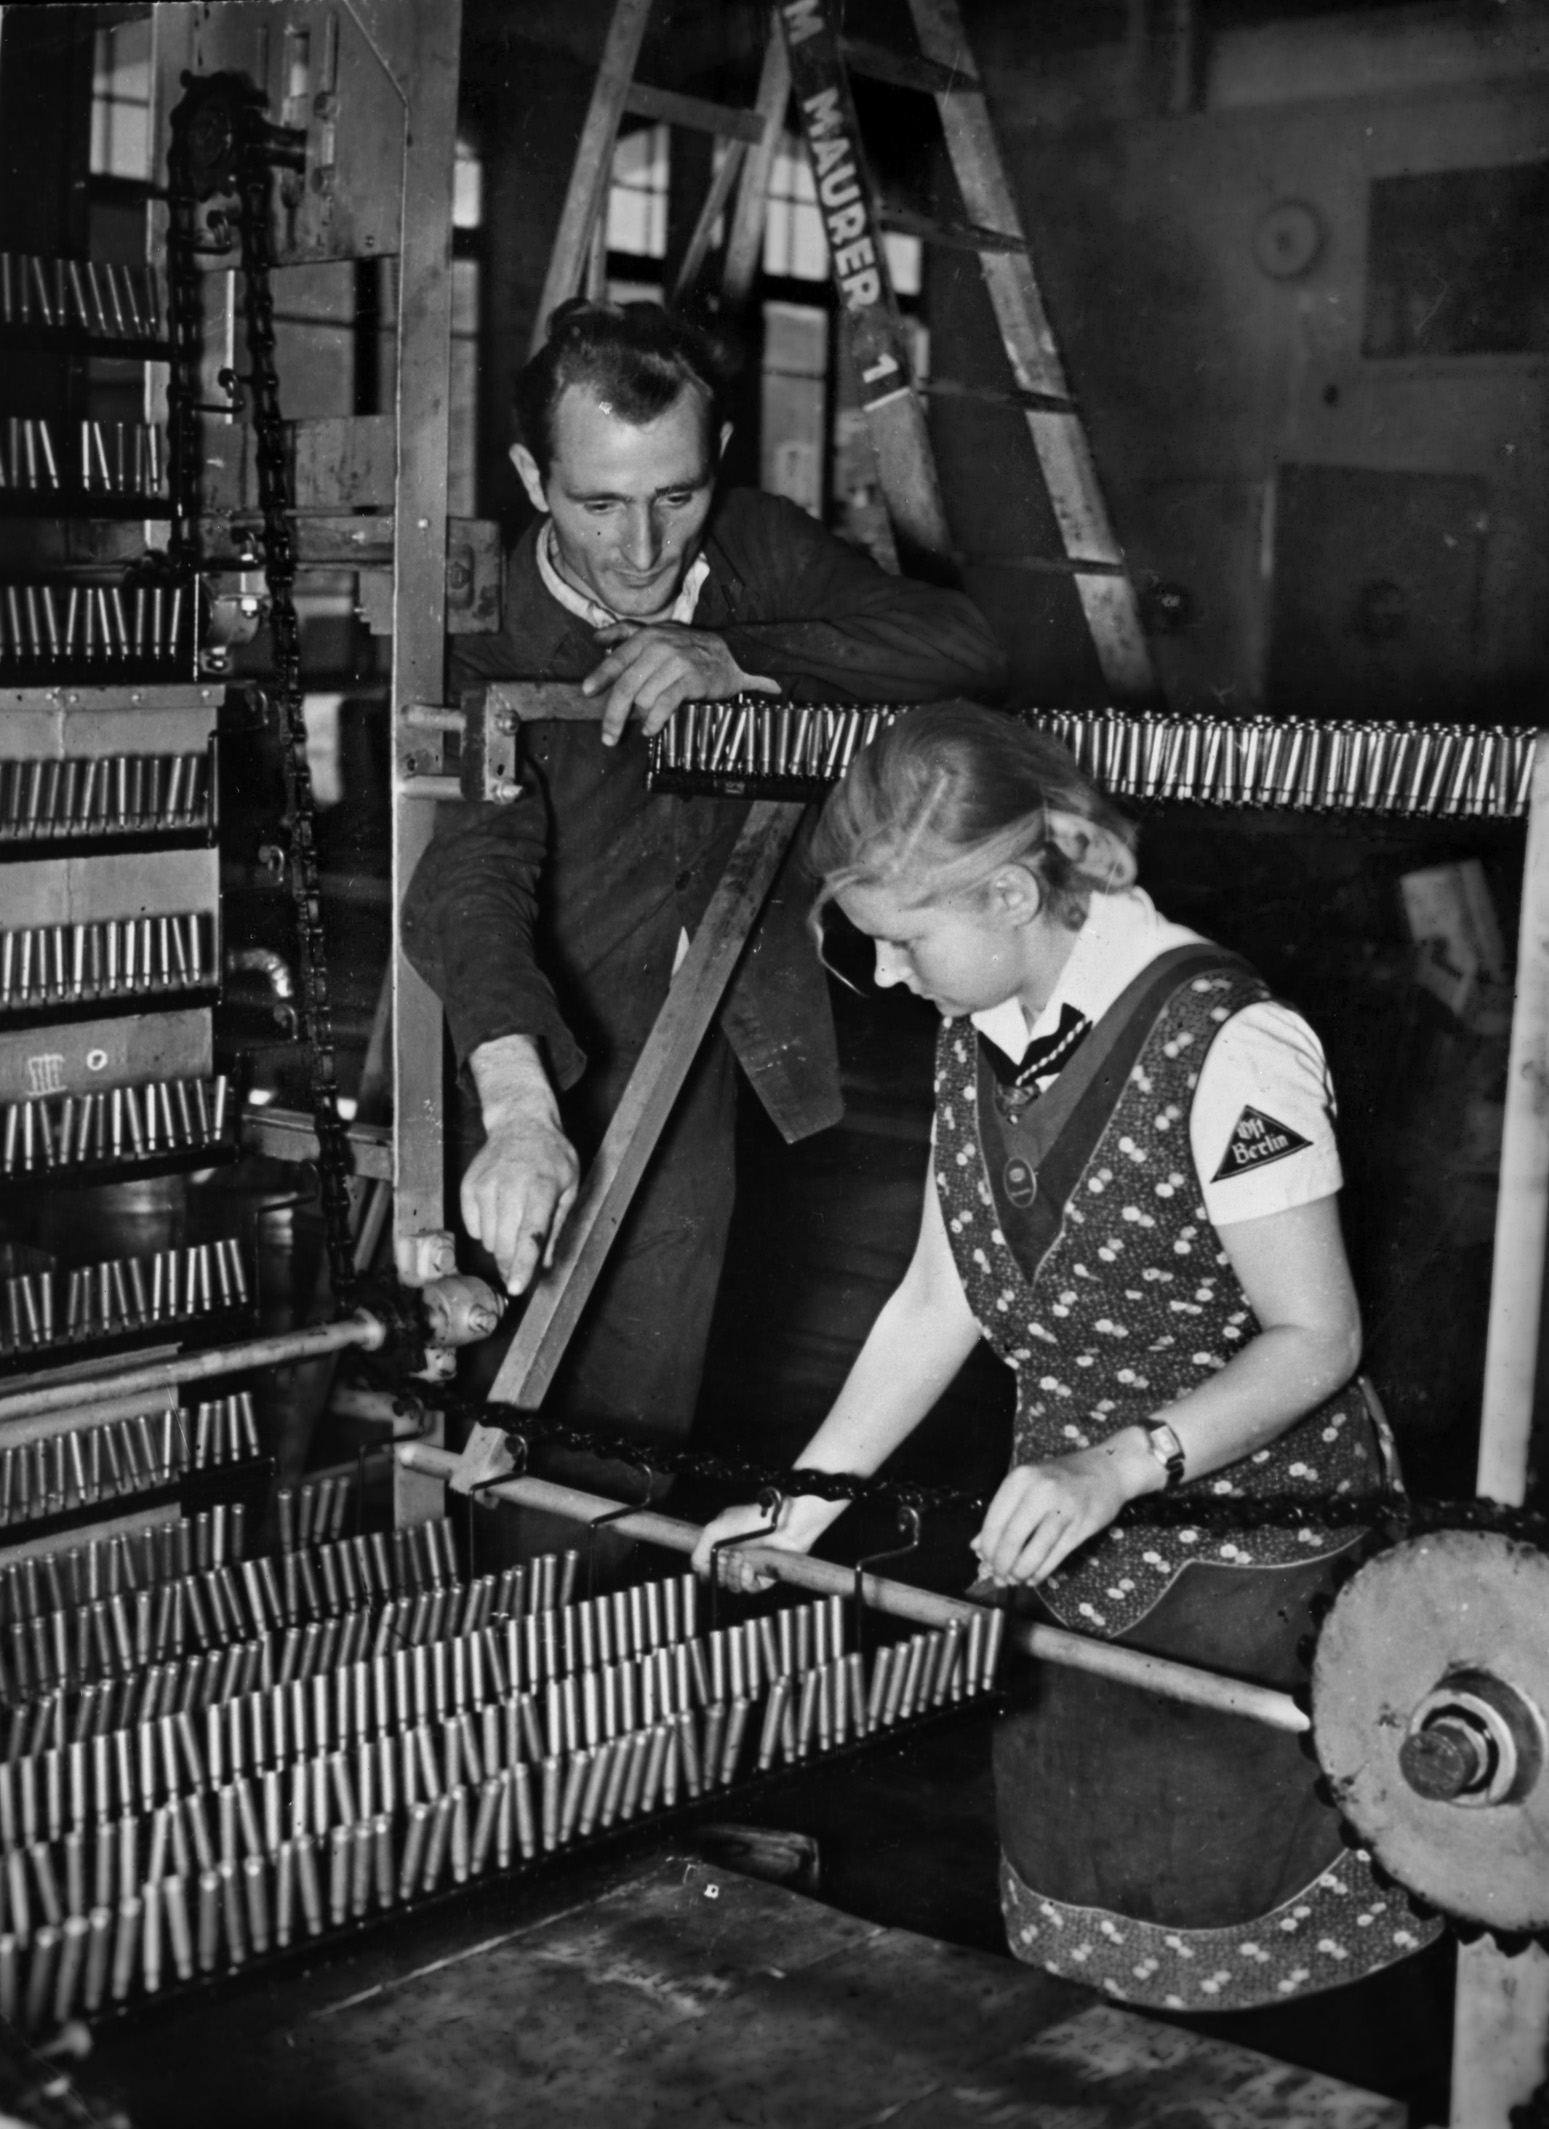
top-left (809, 702), bottom-right (1137, 938)
top-left (513, 298), bottom-right (740, 479)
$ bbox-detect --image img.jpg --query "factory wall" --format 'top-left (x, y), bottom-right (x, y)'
top-left (935, 2), bottom-right (1549, 715)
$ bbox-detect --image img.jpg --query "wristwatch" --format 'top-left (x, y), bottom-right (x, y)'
top-left (1140, 1418), bottom-right (1186, 1491)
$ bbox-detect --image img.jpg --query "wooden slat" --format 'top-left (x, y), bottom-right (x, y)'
top-left (880, 204), bottom-right (1026, 255)
top-left (624, 81), bottom-right (769, 144)
top-left (529, 0), bottom-right (655, 352)
top-left (482, 679), bottom-right (599, 723)
top-left (925, 374), bottom-right (1075, 415)
top-left (779, 0), bottom-right (953, 575)
top-left (961, 551), bottom-right (1128, 580)
top-left (671, 137), bottom-right (749, 303)
top-left (840, 33), bottom-right (978, 97)
top-left (721, 31), bottom-right (792, 310)
top-left (448, 801), bottom-right (805, 1493)
top-left (1450, 728), bottom-right (1549, 2129)
top-left (906, 0), bottom-right (1158, 698)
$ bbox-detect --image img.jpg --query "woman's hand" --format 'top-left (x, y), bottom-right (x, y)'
top-left (691, 1499), bottom-right (816, 1596)
top-left (971, 1442), bottom-right (1140, 1588)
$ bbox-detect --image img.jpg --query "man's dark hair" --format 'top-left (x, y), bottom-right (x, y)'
top-left (513, 299), bottom-right (739, 480)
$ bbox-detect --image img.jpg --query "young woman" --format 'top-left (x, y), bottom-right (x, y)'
top-left (693, 702), bottom-right (1438, 2011)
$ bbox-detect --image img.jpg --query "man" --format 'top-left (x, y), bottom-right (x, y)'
top-left (402, 299), bottom-right (1006, 1473)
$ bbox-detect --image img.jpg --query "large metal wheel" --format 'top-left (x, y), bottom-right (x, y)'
top-left (1311, 1529), bottom-right (1549, 1933)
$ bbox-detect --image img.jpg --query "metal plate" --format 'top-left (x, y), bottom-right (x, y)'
top-left (1312, 1530), bottom-right (1549, 1929)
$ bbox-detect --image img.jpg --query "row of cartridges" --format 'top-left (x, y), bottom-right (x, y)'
top-left (0, 1488), bottom-right (438, 1653)
top-left (648, 697), bottom-right (898, 790)
top-left (0, 1239), bottom-right (249, 1355)
top-left (0, 254), bottom-right (161, 340)
top-left (0, 581), bottom-right (191, 667)
top-left (2, 1518), bottom-right (467, 1704)
top-left (0, 752), bottom-right (211, 841)
top-left (1, 1075), bottom-right (231, 1177)
top-left (0, 911), bottom-right (215, 1010)
top-left (0, 1541), bottom-right (1003, 2025)
top-left (0, 419), bottom-right (164, 499)
top-left (0, 1396), bottom-right (259, 1532)
top-left (1034, 708), bottom-right (1536, 819)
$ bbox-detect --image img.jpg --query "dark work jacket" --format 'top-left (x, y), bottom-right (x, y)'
top-left (400, 487), bottom-right (1009, 1146)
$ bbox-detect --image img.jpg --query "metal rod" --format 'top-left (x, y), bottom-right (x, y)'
top-left (396, 1448), bottom-right (1309, 1736)
top-left (0, 1316), bottom-right (387, 1425)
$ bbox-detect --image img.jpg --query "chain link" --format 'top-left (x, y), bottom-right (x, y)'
top-left (454, 1396), bottom-right (1549, 1551)
top-left (168, 76), bottom-right (358, 1310)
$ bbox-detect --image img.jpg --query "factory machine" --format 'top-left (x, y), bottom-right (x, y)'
top-left (0, 4), bottom-right (1546, 2125)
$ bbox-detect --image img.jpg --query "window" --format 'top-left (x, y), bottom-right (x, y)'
top-left (90, 16), bottom-right (154, 184)
top-left (449, 138), bottom-right (484, 520)
top-left (1365, 163), bottom-right (1549, 359)
top-left (607, 124), bottom-right (670, 263)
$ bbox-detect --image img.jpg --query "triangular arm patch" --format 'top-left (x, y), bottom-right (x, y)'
top-left (1212, 1105), bottom-right (1313, 1181)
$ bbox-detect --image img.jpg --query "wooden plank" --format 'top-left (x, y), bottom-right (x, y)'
top-left (529, 0), bottom-right (655, 351)
top-left (1476, 727), bottom-right (1549, 1506)
top-left (840, 33), bottom-right (978, 96)
top-left (623, 81), bottom-right (768, 144)
top-left (778, 0), bottom-right (953, 575)
top-left (483, 679), bottom-right (598, 724)
top-left (1451, 730), bottom-right (1549, 2127)
top-left (906, 0), bottom-right (1158, 698)
top-left (721, 32), bottom-right (791, 310)
top-left (388, 0), bottom-right (462, 1252)
top-left (671, 136), bottom-right (749, 304)
top-left (880, 203), bottom-right (1027, 255)
top-left (448, 801), bottom-right (805, 1492)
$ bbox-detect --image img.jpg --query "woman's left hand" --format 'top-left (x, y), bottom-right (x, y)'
top-left (971, 1447), bottom-right (1133, 1587)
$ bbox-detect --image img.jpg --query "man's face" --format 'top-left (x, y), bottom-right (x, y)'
top-left (513, 384), bottom-right (726, 620)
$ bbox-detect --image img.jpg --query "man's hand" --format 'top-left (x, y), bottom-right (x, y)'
top-left (583, 622), bottom-right (778, 746)
top-left (465, 1035), bottom-right (581, 1296)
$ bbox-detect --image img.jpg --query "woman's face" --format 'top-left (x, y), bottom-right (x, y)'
top-left (836, 872), bottom-right (1068, 1019)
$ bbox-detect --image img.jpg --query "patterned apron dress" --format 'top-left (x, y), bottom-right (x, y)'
top-left (934, 946), bottom-right (1441, 2010)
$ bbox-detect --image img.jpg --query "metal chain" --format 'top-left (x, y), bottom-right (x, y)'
top-left (456, 1395), bottom-right (1549, 1550)
top-left (167, 77), bottom-right (359, 1310)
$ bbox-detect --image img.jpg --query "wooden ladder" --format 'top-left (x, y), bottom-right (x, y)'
top-left (530, 0), bottom-right (1157, 701)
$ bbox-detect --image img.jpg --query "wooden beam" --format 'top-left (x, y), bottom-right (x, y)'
top-left (1450, 728), bottom-right (1549, 2128)
top-left (530, 0), bottom-right (655, 350)
top-left (448, 801), bottom-right (806, 1493)
top-left (624, 82), bottom-right (769, 145)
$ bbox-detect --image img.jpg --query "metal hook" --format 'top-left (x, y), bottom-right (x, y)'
top-left (584, 1462), bottom-right (654, 1600)
top-left (466, 1433), bottom-right (528, 1578)
top-left (468, 1431), bottom-right (529, 1495)
top-left (708, 1486), bottom-right (783, 1635)
top-left (853, 1503), bottom-right (922, 1662)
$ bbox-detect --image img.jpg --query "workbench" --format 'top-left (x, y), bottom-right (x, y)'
top-left (86, 1847), bottom-right (1405, 2127)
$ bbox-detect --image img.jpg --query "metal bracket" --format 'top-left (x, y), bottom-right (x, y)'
top-left (853, 1503), bottom-right (923, 1661)
top-left (459, 687), bottom-right (522, 804)
top-left (395, 1230), bottom-right (457, 1288)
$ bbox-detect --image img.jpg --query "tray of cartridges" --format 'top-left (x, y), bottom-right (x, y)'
top-left (0, 1524), bottom-right (1003, 2031)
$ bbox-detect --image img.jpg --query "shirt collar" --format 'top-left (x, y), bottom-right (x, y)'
top-left (536, 520), bottom-right (710, 629)
top-left (971, 887), bottom-right (1191, 1063)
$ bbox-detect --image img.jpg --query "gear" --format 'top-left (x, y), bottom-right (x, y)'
top-left (1311, 1529), bottom-right (1549, 1935)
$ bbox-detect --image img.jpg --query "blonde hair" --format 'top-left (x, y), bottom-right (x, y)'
top-left (809, 702), bottom-right (1137, 937)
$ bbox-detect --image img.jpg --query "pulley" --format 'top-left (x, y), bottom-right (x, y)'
top-left (1311, 1529), bottom-right (1549, 1932)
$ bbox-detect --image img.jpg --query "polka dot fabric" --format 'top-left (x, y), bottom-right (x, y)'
top-left (934, 969), bottom-right (1385, 1640)
top-left (1000, 1845), bottom-right (1436, 2012)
